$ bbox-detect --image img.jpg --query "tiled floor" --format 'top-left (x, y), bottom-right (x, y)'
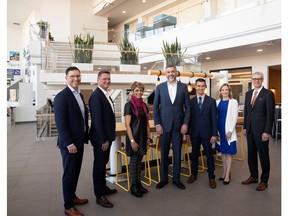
top-left (7, 119), bottom-right (281, 216)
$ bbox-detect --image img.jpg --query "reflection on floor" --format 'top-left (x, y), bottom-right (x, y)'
top-left (7, 120), bottom-right (281, 216)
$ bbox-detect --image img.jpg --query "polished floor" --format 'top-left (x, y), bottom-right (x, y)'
top-left (7, 119), bottom-right (281, 216)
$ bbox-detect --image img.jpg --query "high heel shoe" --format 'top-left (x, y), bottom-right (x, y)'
top-left (218, 177), bottom-right (224, 181)
top-left (223, 180), bottom-right (230, 185)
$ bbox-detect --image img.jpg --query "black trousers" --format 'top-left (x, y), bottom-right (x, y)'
top-left (92, 141), bottom-right (111, 198)
top-left (246, 133), bottom-right (270, 182)
top-left (60, 146), bottom-right (84, 209)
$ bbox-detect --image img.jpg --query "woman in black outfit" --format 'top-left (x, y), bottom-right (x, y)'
top-left (124, 81), bottom-right (151, 197)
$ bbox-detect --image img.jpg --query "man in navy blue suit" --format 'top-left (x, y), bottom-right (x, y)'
top-left (241, 71), bottom-right (275, 191)
top-left (54, 66), bottom-right (89, 216)
top-left (153, 65), bottom-right (191, 190)
top-left (89, 70), bottom-right (117, 208)
top-left (187, 78), bottom-right (218, 189)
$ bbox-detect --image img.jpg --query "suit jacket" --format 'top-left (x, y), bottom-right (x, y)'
top-left (89, 87), bottom-right (116, 145)
top-left (153, 81), bottom-right (191, 132)
top-left (244, 87), bottom-right (275, 136)
top-left (189, 95), bottom-right (218, 138)
top-left (54, 86), bottom-right (89, 149)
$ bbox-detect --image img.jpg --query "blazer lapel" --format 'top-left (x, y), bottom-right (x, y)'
top-left (67, 87), bottom-right (82, 115)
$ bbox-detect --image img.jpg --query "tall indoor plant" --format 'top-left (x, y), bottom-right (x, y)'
top-left (72, 33), bottom-right (94, 63)
top-left (162, 37), bottom-right (186, 67)
top-left (118, 34), bottom-right (139, 65)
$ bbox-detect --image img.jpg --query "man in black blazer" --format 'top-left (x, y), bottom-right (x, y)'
top-left (153, 65), bottom-right (191, 190)
top-left (54, 66), bottom-right (89, 216)
top-left (89, 70), bottom-right (117, 208)
top-left (187, 78), bottom-right (218, 189)
top-left (242, 72), bottom-right (275, 191)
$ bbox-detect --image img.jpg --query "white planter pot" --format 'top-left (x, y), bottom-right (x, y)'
top-left (120, 64), bottom-right (141, 72)
top-left (72, 63), bottom-right (94, 71)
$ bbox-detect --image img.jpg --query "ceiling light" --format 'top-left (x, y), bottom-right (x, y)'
top-left (205, 57), bottom-right (211, 60)
top-left (122, 11), bottom-right (126, 14)
top-left (142, 0), bottom-right (146, 3)
top-left (257, 49), bottom-right (263, 52)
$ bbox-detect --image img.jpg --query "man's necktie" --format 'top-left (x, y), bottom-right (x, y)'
top-left (198, 97), bottom-right (202, 109)
top-left (251, 90), bottom-right (258, 108)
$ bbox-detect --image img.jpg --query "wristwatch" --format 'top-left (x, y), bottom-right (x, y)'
top-left (130, 139), bottom-right (134, 143)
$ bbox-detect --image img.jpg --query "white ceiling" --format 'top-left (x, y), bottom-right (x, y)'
top-left (7, 0), bottom-right (281, 69)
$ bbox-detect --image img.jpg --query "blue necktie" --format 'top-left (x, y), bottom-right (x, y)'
top-left (198, 97), bottom-right (202, 109)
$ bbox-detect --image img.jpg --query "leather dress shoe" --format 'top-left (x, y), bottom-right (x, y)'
top-left (73, 197), bottom-right (88, 205)
top-left (96, 196), bottom-right (113, 208)
top-left (173, 180), bottom-right (186, 190)
top-left (187, 175), bottom-right (197, 184)
top-left (241, 177), bottom-right (258, 185)
top-left (209, 179), bottom-right (217, 189)
top-left (156, 180), bottom-right (168, 189)
top-left (104, 187), bottom-right (117, 196)
top-left (256, 182), bottom-right (268, 191)
top-left (64, 207), bottom-right (84, 216)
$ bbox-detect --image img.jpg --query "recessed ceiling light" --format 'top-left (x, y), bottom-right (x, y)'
top-left (205, 57), bottom-right (211, 60)
top-left (257, 49), bottom-right (263, 52)
top-left (122, 11), bottom-right (126, 14)
top-left (142, 0), bottom-right (146, 3)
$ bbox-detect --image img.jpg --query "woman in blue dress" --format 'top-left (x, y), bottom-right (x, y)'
top-left (216, 83), bottom-right (238, 185)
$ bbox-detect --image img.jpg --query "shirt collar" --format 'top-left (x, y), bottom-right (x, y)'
top-left (67, 85), bottom-right (80, 94)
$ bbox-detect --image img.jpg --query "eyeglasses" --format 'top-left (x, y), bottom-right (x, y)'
top-left (252, 78), bottom-right (263, 81)
top-left (68, 75), bottom-right (81, 79)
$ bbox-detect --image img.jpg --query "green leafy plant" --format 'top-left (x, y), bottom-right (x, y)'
top-left (37, 20), bottom-right (49, 39)
top-left (71, 33), bottom-right (94, 63)
top-left (162, 37), bottom-right (186, 66)
top-left (118, 34), bottom-right (139, 65)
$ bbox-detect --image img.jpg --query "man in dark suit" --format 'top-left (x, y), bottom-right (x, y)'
top-left (242, 71), bottom-right (275, 191)
top-left (89, 70), bottom-right (117, 208)
top-left (54, 66), bottom-right (89, 216)
top-left (187, 78), bottom-right (218, 189)
top-left (153, 65), bottom-right (191, 190)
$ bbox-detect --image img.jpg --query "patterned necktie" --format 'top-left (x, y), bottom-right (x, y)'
top-left (251, 90), bottom-right (258, 108)
top-left (198, 97), bottom-right (202, 109)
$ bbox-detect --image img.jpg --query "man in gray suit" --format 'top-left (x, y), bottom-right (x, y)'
top-left (153, 65), bottom-right (191, 190)
top-left (242, 71), bottom-right (275, 191)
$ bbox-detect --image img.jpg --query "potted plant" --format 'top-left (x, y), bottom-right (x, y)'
top-left (70, 33), bottom-right (94, 71)
top-left (118, 33), bottom-right (140, 72)
top-left (37, 20), bottom-right (49, 39)
top-left (162, 37), bottom-right (186, 70)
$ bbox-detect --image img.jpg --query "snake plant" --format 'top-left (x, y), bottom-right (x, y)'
top-left (162, 37), bottom-right (186, 66)
top-left (118, 34), bottom-right (139, 65)
top-left (71, 33), bottom-right (94, 63)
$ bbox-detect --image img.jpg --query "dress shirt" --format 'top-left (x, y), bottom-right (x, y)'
top-left (250, 86), bottom-right (263, 105)
top-left (98, 86), bottom-right (115, 113)
top-left (167, 81), bottom-right (177, 104)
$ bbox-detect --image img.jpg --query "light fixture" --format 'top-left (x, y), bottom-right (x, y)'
top-left (122, 10), bottom-right (126, 14)
top-left (187, 80), bottom-right (193, 92)
top-left (156, 76), bottom-right (160, 86)
top-left (142, 0), bottom-right (146, 2)
top-left (257, 49), bottom-right (263, 52)
top-left (205, 57), bottom-right (211, 60)
top-left (270, 88), bottom-right (276, 94)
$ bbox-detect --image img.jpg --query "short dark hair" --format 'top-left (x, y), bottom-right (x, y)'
top-left (195, 78), bottom-right (206, 85)
top-left (166, 65), bottom-right (177, 70)
top-left (97, 70), bottom-right (110, 79)
top-left (65, 66), bottom-right (80, 75)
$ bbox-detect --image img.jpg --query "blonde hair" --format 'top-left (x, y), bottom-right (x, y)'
top-left (219, 83), bottom-right (233, 99)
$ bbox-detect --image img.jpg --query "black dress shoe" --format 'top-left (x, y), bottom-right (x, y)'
top-left (173, 180), bottom-right (186, 190)
top-left (156, 180), bottom-right (168, 189)
top-left (104, 187), bottom-right (117, 196)
top-left (96, 196), bottom-right (113, 208)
